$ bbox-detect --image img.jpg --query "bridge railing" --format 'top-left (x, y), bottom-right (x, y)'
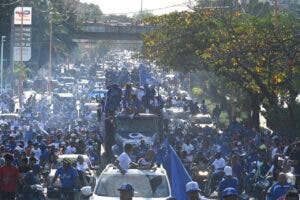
top-left (82, 23), bottom-right (156, 34)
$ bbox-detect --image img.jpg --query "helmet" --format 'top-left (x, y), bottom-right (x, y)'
top-left (32, 164), bottom-right (41, 173)
top-left (222, 187), bottom-right (238, 197)
top-left (62, 158), bottom-right (72, 166)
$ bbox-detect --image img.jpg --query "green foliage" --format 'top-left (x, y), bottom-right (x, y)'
top-left (192, 87), bottom-right (203, 97)
top-left (77, 3), bottom-right (103, 23)
top-left (142, 7), bottom-right (300, 134)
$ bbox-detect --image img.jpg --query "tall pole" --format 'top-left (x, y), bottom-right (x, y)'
top-left (18, 0), bottom-right (24, 110)
top-left (140, 0), bottom-right (143, 13)
top-left (274, 0), bottom-right (279, 32)
top-left (20, 0), bottom-right (23, 62)
top-left (1, 36), bottom-right (6, 94)
top-left (48, 12), bottom-right (53, 96)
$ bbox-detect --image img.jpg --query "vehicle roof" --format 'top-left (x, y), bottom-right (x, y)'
top-left (0, 113), bottom-right (20, 118)
top-left (54, 93), bottom-right (74, 98)
top-left (116, 113), bottom-right (158, 119)
top-left (58, 154), bottom-right (89, 159)
top-left (102, 165), bottom-right (168, 176)
top-left (191, 113), bottom-right (211, 118)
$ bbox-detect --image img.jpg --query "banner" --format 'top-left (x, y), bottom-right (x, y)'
top-left (156, 139), bottom-right (192, 200)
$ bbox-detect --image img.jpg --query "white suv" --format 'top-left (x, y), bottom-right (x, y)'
top-left (81, 164), bottom-right (172, 200)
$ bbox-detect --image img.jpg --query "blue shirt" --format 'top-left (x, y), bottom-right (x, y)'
top-left (218, 177), bottom-right (239, 193)
top-left (267, 182), bottom-right (294, 200)
top-left (24, 130), bottom-right (34, 145)
top-left (55, 167), bottom-right (78, 189)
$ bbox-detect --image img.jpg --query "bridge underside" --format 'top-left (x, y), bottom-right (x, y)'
top-left (74, 32), bottom-right (143, 41)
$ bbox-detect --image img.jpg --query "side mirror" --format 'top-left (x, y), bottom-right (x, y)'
top-left (81, 186), bottom-right (93, 197)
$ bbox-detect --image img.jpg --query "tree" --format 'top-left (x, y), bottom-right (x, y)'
top-left (142, 8), bottom-right (300, 134)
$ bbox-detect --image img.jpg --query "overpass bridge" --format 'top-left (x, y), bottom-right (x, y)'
top-left (75, 23), bottom-right (156, 41)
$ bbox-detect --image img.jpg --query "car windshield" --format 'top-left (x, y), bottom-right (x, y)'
top-left (95, 173), bottom-right (170, 197)
top-left (115, 118), bottom-right (159, 133)
top-left (194, 117), bottom-right (212, 124)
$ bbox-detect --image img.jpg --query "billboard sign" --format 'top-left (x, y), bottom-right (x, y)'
top-left (14, 7), bottom-right (32, 25)
top-left (13, 47), bottom-right (31, 62)
top-left (13, 27), bottom-right (31, 61)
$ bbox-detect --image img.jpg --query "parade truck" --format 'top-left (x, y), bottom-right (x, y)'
top-left (112, 113), bottom-right (164, 157)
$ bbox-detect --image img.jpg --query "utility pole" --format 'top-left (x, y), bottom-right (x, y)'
top-left (1, 36), bottom-right (6, 94)
top-left (140, 0), bottom-right (143, 13)
top-left (274, 0), bottom-right (279, 32)
top-left (18, 0), bottom-right (24, 109)
top-left (48, 11), bottom-right (53, 96)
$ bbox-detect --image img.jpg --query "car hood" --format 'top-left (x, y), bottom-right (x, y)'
top-left (91, 195), bottom-right (170, 200)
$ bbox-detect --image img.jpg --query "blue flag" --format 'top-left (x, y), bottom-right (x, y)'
top-left (157, 139), bottom-right (192, 200)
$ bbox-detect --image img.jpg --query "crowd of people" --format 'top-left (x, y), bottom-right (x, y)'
top-left (0, 59), bottom-right (299, 200)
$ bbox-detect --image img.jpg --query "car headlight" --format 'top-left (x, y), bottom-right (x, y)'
top-left (198, 171), bottom-right (209, 176)
top-left (286, 172), bottom-right (296, 185)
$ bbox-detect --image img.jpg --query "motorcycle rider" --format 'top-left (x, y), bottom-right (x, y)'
top-left (211, 152), bottom-right (226, 190)
top-left (266, 172), bottom-right (295, 200)
top-left (218, 166), bottom-right (239, 198)
top-left (76, 155), bottom-right (91, 186)
top-left (50, 158), bottom-right (80, 200)
top-left (185, 181), bottom-right (207, 200)
top-left (22, 164), bottom-right (43, 199)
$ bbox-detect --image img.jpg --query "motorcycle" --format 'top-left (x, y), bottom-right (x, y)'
top-left (202, 168), bottom-right (224, 197)
top-left (19, 184), bottom-right (46, 200)
top-left (252, 177), bottom-right (271, 199)
top-left (192, 168), bottom-right (210, 192)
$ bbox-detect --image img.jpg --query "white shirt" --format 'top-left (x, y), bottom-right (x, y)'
top-left (182, 143), bottom-right (194, 162)
top-left (77, 162), bottom-right (89, 172)
top-left (33, 148), bottom-right (41, 163)
top-left (65, 146), bottom-right (76, 154)
top-left (138, 158), bottom-right (152, 167)
top-left (271, 147), bottom-right (278, 159)
top-left (212, 158), bottom-right (226, 172)
top-left (117, 152), bottom-right (132, 171)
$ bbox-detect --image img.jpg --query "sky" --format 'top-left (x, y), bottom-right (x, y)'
top-left (80, 0), bottom-right (190, 16)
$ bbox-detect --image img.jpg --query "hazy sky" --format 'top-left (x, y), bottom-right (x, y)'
top-left (80, 0), bottom-right (190, 15)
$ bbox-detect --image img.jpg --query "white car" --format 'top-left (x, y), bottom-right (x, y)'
top-left (81, 165), bottom-right (172, 200)
top-left (190, 113), bottom-right (214, 128)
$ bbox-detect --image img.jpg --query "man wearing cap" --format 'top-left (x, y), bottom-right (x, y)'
top-left (118, 183), bottom-right (134, 200)
top-left (218, 166), bottom-right (239, 198)
top-left (222, 187), bottom-right (239, 200)
top-left (186, 181), bottom-right (207, 200)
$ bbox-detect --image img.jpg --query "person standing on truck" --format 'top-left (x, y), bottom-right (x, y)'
top-left (115, 144), bottom-right (138, 174)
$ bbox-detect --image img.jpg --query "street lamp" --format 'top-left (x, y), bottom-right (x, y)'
top-left (0, 36), bottom-right (6, 94)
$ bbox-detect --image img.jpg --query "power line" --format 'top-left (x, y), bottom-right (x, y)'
top-left (0, 0), bottom-right (20, 6)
